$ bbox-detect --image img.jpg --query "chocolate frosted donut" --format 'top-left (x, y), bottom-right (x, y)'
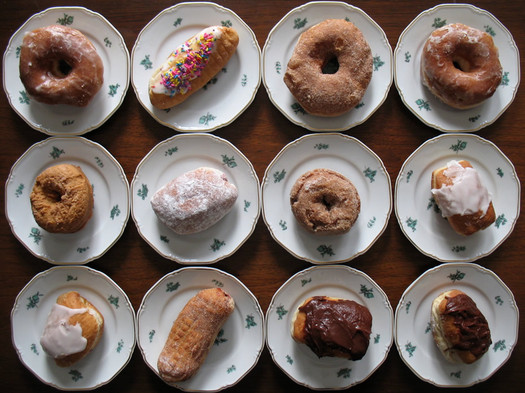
top-left (30, 164), bottom-right (94, 233)
top-left (290, 168), bottom-right (360, 235)
top-left (291, 296), bottom-right (373, 360)
top-left (431, 289), bottom-right (492, 363)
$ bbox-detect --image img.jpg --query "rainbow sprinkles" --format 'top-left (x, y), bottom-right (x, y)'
top-left (152, 27), bottom-right (220, 96)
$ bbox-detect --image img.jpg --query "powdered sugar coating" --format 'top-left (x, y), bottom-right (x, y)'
top-left (151, 167), bottom-right (238, 234)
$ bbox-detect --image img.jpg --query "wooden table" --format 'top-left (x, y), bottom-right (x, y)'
top-left (1, 1), bottom-right (523, 392)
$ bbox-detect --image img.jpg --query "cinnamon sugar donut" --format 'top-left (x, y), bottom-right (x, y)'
top-left (421, 23), bottom-right (502, 109)
top-left (30, 164), bottom-right (94, 233)
top-left (283, 19), bottom-right (373, 117)
top-left (290, 169), bottom-right (360, 235)
top-left (19, 25), bottom-right (104, 106)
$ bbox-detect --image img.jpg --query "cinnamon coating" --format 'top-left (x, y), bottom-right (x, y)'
top-left (284, 19), bottom-right (373, 116)
top-left (290, 168), bottom-right (360, 235)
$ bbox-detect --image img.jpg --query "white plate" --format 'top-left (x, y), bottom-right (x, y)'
top-left (266, 265), bottom-right (393, 390)
top-left (2, 6), bottom-right (130, 135)
top-left (261, 133), bottom-right (391, 264)
top-left (395, 133), bottom-right (520, 262)
top-left (131, 1), bottom-right (261, 132)
top-left (394, 3), bottom-right (520, 132)
top-left (262, 1), bottom-right (392, 132)
top-left (130, 133), bottom-right (260, 264)
top-left (395, 263), bottom-right (519, 387)
top-left (136, 267), bottom-right (264, 391)
top-left (11, 265), bottom-right (136, 390)
top-left (5, 136), bottom-right (130, 264)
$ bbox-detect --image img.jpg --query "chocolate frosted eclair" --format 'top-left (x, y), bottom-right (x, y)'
top-left (291, 296), bottom-right (372, 360)
top-left (431, 289), bottom-right (492, 363)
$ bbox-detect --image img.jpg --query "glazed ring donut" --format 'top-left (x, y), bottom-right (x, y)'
top-left (290, 168), bottom-right (360, 235)
top-left (30, 164), bottom-right (94, 233)
top-left (421, 23), bottom-right (502, 109)
top-left (283, 19), bottom-right (373, 117)
top-left (19, 25), bottom-right (104, 106)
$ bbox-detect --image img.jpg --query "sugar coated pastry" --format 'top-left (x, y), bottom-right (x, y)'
top-left (421, 23), bottom-right (502, 109)
top-left (290, 168), bottom-right (360, 235)
top-left (151, 167), bottom-right (238, 235)
top-left (19, 25), bottom-right (104, 106)
top-left (291, 296), bottom-right (372, 360)
top-left (40, 291), bottom-right (104, 367)
top-left (431, 160), bottom-right (495, 235)
top-left (30, 163), bottom-right (94, 233)
top-left (431, 289), bottom-right (492, 363)
top-left (149, 26), bottom-right (239, 109)
top-left (157, 288), bottom-right (235, 382)
top-left (283, 19), bottom-right (373, 116)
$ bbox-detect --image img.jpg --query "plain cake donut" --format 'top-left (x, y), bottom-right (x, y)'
top-left (19, 24), bottom-right (104, 106)
top-left (290, 168), bottom-right (360, 235)
top-left (421, 23), bottom-right (502, 109)
top-left (283, 19), bottom-right (373, 117)
top-left (30, 163), bottom-right (94, 233)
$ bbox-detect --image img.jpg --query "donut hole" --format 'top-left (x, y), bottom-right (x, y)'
top-left (322, 56), bottom-right (340, 74)
top-left (452, 56), bottom-right (471, 72)
top-left (51, 58), bottom-right (73, 78)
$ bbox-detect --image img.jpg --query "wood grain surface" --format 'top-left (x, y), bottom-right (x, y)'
top-left (1, 1), bottom-right (523, 392)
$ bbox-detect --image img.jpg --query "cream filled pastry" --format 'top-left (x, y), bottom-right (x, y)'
top-left (149, 26), bottom-right (239, 109)
top-left (40, 291), bottom-right (104, 367)
top-left (431, 160), bottom-right (495, 235)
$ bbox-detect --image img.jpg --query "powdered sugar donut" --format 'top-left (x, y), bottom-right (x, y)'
top-left (151, 167), bottom-right (238, 235)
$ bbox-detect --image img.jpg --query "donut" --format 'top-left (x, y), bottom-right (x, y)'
top-left (431, 289), bottom-right (491, 364)
top-left (149, 26), bottom-right (239, 109)
top-left (151, 167), bottom-right (238, 235)
top-left (291, 296), bottom-right (372, 360)
top-left (421, 23), bottom-right (502, 109)
top-left (283, 19), bottom-right (373, 117)
top-left (19, 25), bottom-right (104, 106)
top-left (290, 168), bottom-right (360, 235)
top-left (30, 164), bottom-right (94, 233)
top-left (431, 160), bottom-right (496, 236)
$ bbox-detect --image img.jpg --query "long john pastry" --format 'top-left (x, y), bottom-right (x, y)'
top-left (149, 26), bottom-right (239, 109)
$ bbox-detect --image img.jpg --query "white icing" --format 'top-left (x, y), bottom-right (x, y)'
top-left (431, 160), bottom-right (492, 217)
top-left (40, 303), bottom-right (88, 358)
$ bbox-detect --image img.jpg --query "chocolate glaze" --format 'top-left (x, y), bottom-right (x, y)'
top-left (444, 293), bottom-right (492, 357)
top-left (299, 296), bottom-right (372, 360)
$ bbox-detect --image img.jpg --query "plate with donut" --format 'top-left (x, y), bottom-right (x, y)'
top-left (394, 263), bottom-right (518, 387)
top-left (261, 133), bottom-right (391, 264)
top-left (394, 3), bottom-right (520, 132)
top-left (266, 264), bottom-right (393, 390)
top-left (262, 1), bottom-right (393, 132)
top-left (5, 136), bottom-right (130, 264)
top-left (2, 6), bottom-right (130, 135)
top-left (11, 265), bottom-right (136, 390)
top-left (130, 133), bottom-right (260, 264)
top-left (395, 133), bottom-right (520, 262)
top-left (131, 2), bottom-right (261, 132)
top-left (136, 266), bottom-right (265, 391)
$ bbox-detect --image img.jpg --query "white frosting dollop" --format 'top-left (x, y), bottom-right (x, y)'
top-left (40, 303), bottom-right (88, 359)
top-left (431, 160), bottom-right (492, 217)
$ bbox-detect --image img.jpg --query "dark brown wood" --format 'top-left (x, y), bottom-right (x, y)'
top-left (1, 1), bottom-right (523, 392)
